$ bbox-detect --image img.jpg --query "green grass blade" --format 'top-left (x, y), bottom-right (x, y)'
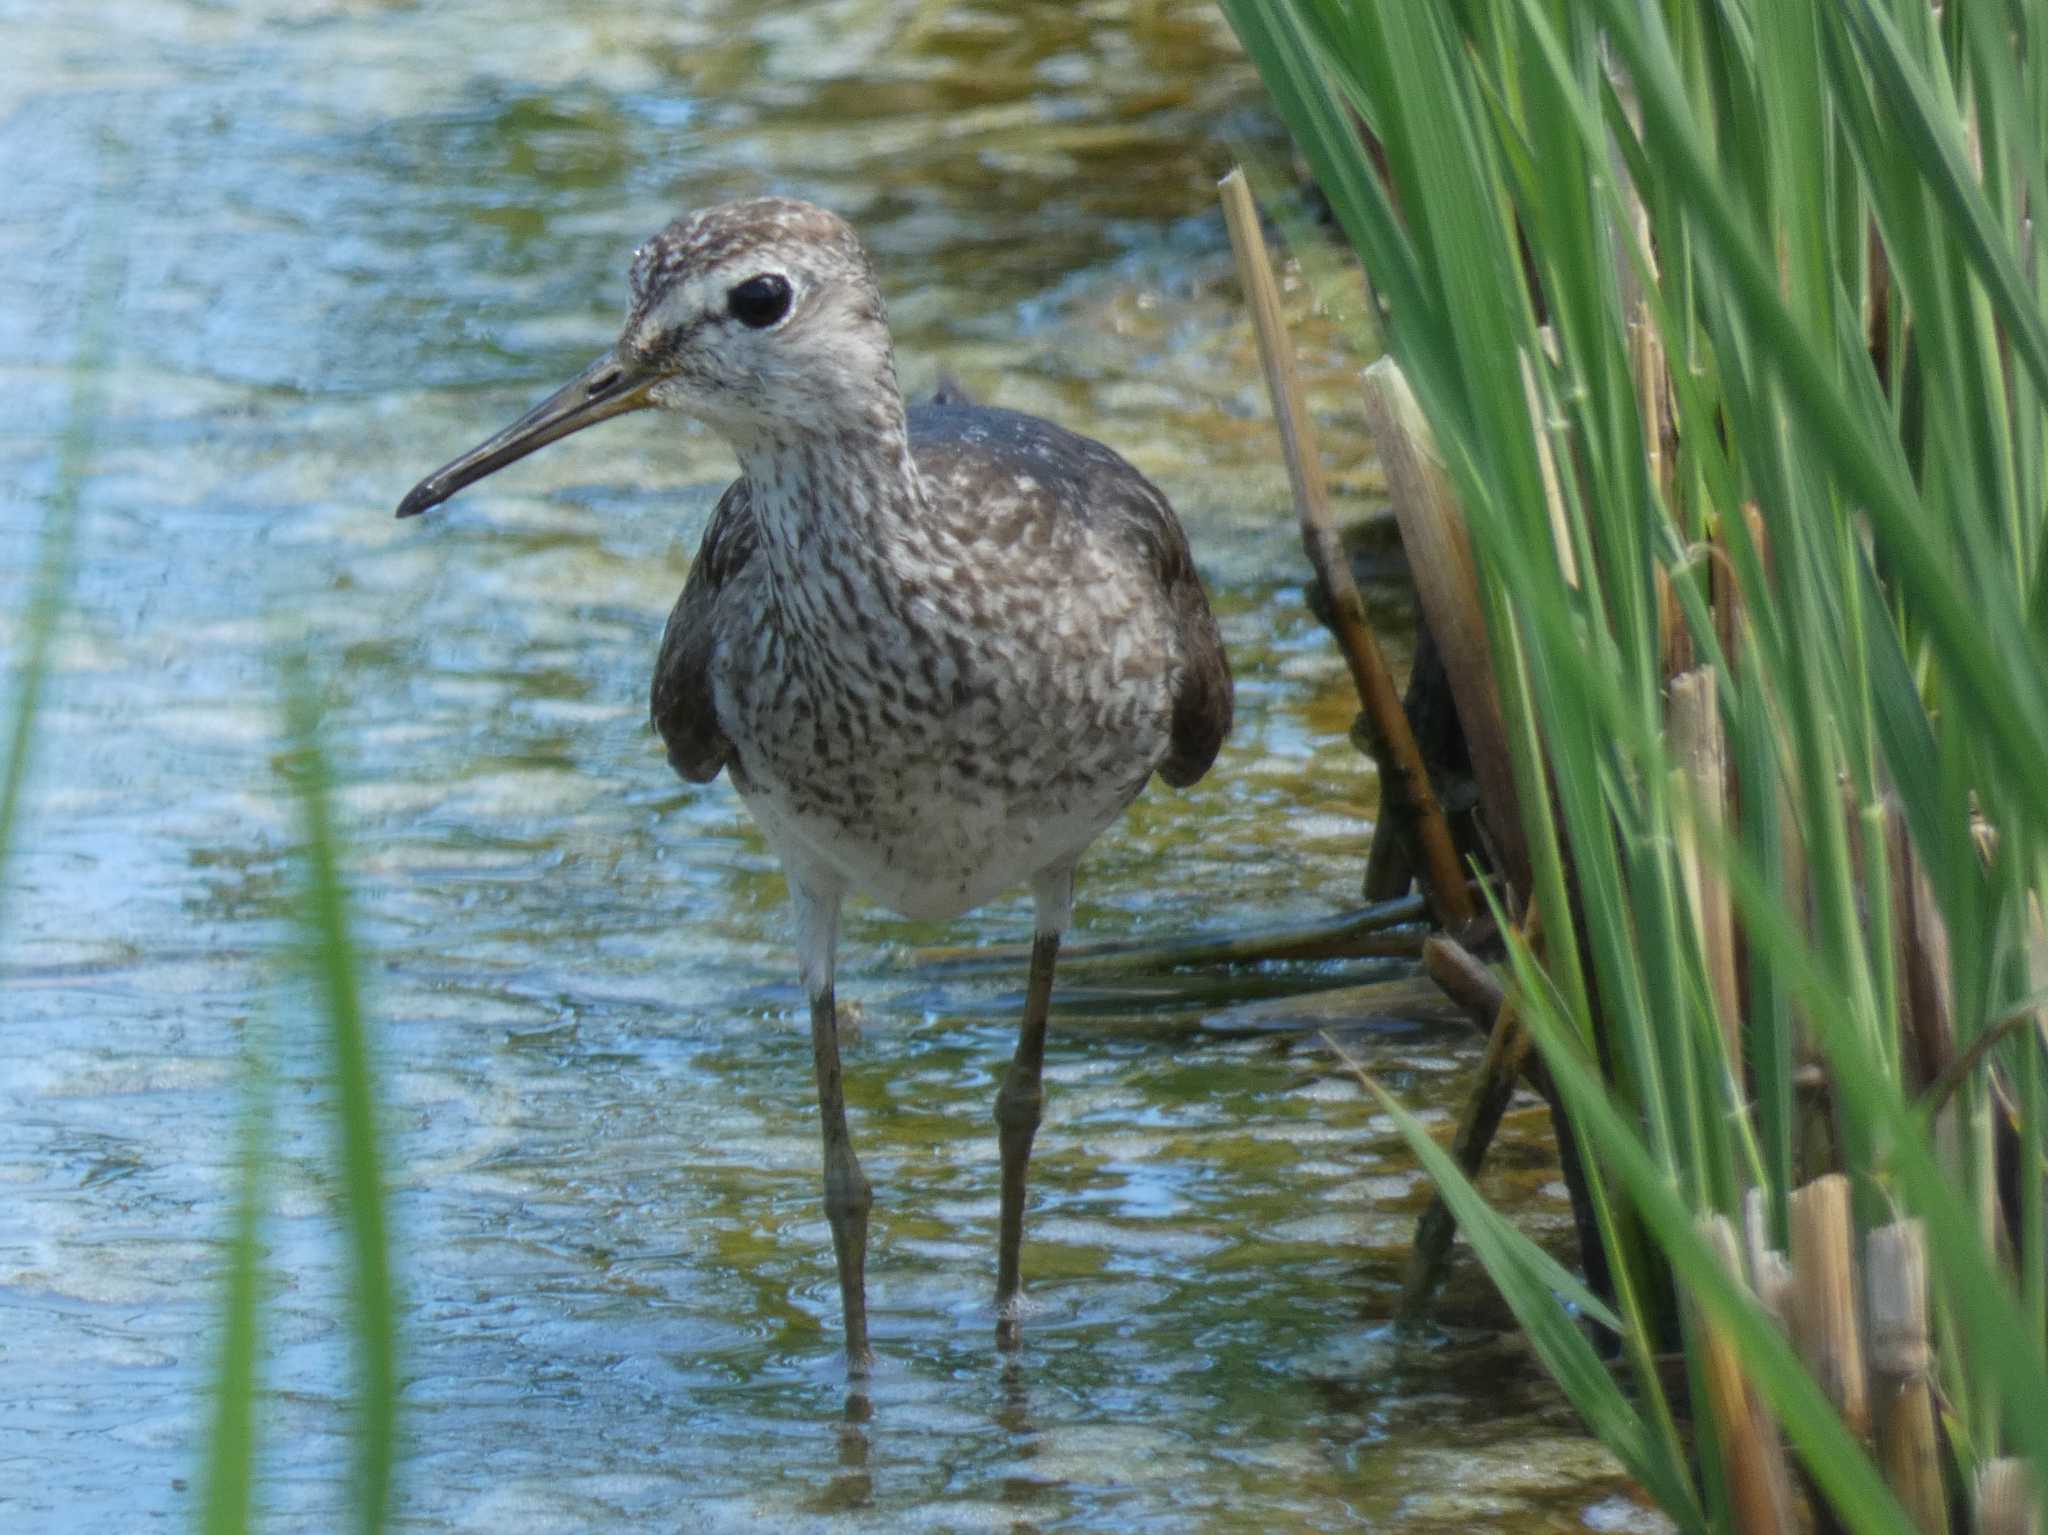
top-left (1343, 1050), bottom-right (1706, 1531)
top-left (277, 657), bottom-right (398, 1535)
top-left (1834, 0), bottom-right (2048, 408)
top-left (199, 1034), bottom-right (272, 1535)
top-left (1538, 0), bottom-right (2048, 831)
top-left (0, 252), bottom-right (117, 923)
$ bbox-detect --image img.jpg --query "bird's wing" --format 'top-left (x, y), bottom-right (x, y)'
top-left (651, 477), bottom-right (755, 783)
top-left (1104, 469), bottom-right (1234, 788)
top-left (908, 402), bottom-right (1233, 786)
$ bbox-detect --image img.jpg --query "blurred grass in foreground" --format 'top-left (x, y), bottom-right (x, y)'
top-left (200, 660), bottom-right (399, 1535)
top-left (199, 1025), bottom-right (271, 1535)
top-left (0, 243), bottom-right (111, 938)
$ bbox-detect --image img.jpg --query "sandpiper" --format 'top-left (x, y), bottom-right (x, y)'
top-left (396, 197), bottom-right (1232, 1368)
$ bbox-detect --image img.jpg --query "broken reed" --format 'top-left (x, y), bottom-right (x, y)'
top-left (1221, 1), bottom-right (2048, 1532)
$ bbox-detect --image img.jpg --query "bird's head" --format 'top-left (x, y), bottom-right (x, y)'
top-left (396, 197), bottom-right (898, 519)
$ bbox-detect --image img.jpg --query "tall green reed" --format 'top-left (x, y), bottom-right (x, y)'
top-left (270, 657), bottom-right (399, 1535)
top-left (1223, 2), bottom-right (2048, 1529)
top-left (0, 246), bottom-right (115, 927)
top-left (200, 660), bottom-right (399, 1535)
top-left (200, 1027), bottom-right (271, 1535)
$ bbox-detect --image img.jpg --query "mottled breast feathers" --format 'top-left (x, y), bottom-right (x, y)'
top-left (649, 399), bottom-right (1232, 790)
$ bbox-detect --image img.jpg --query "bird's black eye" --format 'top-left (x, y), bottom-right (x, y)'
top-left (727, 273), bottom-right (793, 329)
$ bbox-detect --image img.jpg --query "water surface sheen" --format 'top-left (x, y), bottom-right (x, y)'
top-left (0, 3), bottom-right (1660, 1530)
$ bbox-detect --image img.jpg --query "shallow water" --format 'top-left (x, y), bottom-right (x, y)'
top-left (1, 3), bottom-right (1666, 1531)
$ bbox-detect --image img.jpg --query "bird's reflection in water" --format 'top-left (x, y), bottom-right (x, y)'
top-left (807, 1384), bottom-right (874, 1512)
top-left (995, 1356), bottom-right (1054, 1511)
top-left (806, 1353), bottom-right (1044, 1513)
top-left (996, 1355), bottom-right (1035, 1440)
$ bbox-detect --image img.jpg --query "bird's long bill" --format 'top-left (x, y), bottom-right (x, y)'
top-left (394, 348), bottom-right (656, 518)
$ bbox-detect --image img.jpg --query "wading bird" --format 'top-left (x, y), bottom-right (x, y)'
top-left (396, 198), bottom-right (1231, 1368)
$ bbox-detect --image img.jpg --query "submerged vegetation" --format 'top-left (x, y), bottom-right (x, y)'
top-left (1225, 0), bottom-right (2048, 1529)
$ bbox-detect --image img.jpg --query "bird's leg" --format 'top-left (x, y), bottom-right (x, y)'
top-left (793, 879), bottom-right (873, 1371)
top-left (994, 864), bottom-right (1073, 1350)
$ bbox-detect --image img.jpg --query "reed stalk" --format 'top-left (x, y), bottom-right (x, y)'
top-left (1219, 168), bottom-right (1476, 932)
top-left (272, 659), bottom-right (398, 1535)
top-left (0, 242), bottom-right (115, 928)
top-left (1868, 1221), bottom-right (1945, 1535)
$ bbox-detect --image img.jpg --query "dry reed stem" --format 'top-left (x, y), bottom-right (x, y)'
top-left (1865, 1221), bottom-right (1930, 1382)
top-left (1631, 311), bottom-right (1671, 512)
top-left (1357, 357), bottom-right (1533, 904)
top-left (1978, 1459), bottom-right (2041, 1535)
top-left (1399, 934), bottom-right (1538, 1318)
top-left (1789, 1175), bottom-right (1871, 1440)
top-left (1742, 1185), bottom-right (1795, 1330)
top-left (1217, 169), bottom-right (1475, 932)
top-left (1422, 929), bottom-right (1508, 1027)
top-left (1695, 1214), bottom-right (1800, 1535)
top-left (1361, 629), bottom-right (1460, 904)
top-left (1631, 308), bottom-right (1687, 676)
top-left (1887, 801), bottom-right (1956, 1095)
top-left (1867, 1221), bottom-right (1945, 1535)
top-left (1656, 565), bottom-right (1690, 680)
top-left (1879, 1382), bottom-right (1946, 1535)
top-left (908, 892), bottom-right (1434, 972)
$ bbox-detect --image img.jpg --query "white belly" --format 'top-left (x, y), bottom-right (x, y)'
top-left (738, 759), bottom-right (1147, 919)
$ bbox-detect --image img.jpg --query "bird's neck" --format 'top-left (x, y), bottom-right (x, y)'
top-left (730, 396), bottom-right (937, 607)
